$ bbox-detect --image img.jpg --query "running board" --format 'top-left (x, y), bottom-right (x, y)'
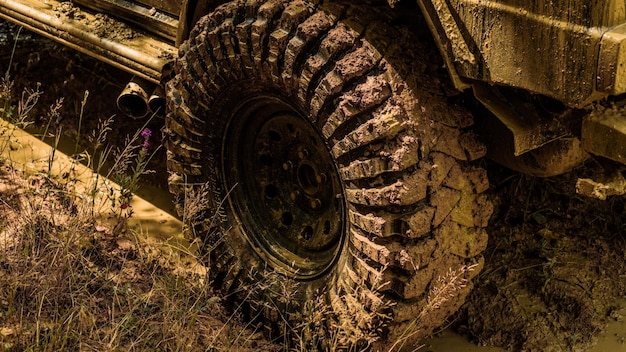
top-left (0, 0), bottom-right (177, 83)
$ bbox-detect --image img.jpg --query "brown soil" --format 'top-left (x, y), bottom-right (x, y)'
top-left (2, 19), bottom-right (626, 352)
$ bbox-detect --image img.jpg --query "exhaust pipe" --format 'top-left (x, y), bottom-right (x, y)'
top-left (117, 76), bottom-right (152, 119)
top-left (148, 85), bottom-right (166, 116)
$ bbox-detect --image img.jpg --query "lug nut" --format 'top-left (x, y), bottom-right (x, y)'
top-left (283, 161), bottom-right (292, 170)
top-left (310, 198), bottom-right (321, 209)
top-left (290, 191), bottom-right (300, 201)
top-left (298, 149), bottom-right (309, 159)
top-left (316, 173), bottom-right (327, 183)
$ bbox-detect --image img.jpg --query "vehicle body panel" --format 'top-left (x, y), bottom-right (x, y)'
top-left (417, 0), bottom-right (626, 107)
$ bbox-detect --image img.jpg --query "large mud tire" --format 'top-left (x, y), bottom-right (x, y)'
top-left (164, 0), bottom-right (492, 348)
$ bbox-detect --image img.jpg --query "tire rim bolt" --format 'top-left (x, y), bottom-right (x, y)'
top-left (317, 173), bottom-right (327, 184)
top-left (310, 198), bottom-right (321, 209)
top-left (290, 191), bottom-right (300, 201)
top-left (283, 161), bottom-right (293, 171)
top-left (298, 149), bottom-right (309, 159)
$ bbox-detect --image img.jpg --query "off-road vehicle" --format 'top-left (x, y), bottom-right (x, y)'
top-left (2, 0), bottom-right (625, 347)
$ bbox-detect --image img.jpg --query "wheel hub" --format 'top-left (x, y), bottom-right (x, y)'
top-left (223, 97), bottom-right (345, 279)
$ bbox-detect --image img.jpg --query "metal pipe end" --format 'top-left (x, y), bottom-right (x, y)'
top-left (148, 85), bottom-right (166, 116)
top-left (117, 77), bottom-right (151, 119)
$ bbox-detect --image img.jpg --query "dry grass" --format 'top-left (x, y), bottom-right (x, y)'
top-left (0, 165), bottom-right (275, 351)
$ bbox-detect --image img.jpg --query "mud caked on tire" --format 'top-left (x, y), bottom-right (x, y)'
top-left (164, 0), bottom-right (492, 348)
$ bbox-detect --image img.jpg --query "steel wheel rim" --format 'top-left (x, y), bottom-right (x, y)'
top-left (222, 96), bottom-right (346, 280)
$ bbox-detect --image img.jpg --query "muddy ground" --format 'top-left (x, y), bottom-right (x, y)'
top-left (457, 165), bottom-right (626, 351)
top-left (1, 21), bottom-right (626, 351)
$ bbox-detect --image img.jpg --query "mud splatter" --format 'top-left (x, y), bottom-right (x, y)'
top-left (54, 2), bottom-right (137, 40)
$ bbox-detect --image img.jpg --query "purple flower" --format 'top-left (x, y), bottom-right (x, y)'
top-left (141, 128), bottom-right (152, 139)
top-left (141, 128), bottom-right (151, 152)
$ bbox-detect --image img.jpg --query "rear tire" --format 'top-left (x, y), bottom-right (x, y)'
top-left (164, 0), bottom-right (492, 347)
